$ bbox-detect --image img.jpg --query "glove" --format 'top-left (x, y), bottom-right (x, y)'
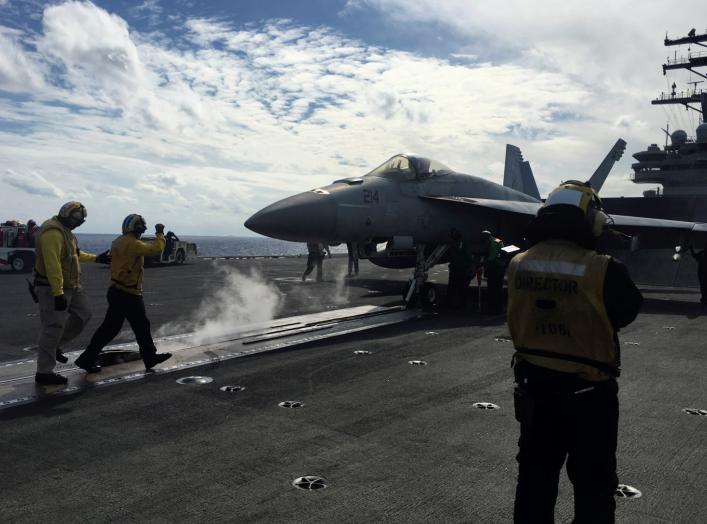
top-left (54, 295), bottom-right (68, 311)
top-left (95, 250), bottom-right (111, 265)
top-left (155, 223), bottom-right (165, 234)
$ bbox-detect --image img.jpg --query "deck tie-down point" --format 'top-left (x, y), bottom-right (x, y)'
top-left (279, 401), bottom-right (303, 408)
top-left (176, 376), bottom-right (213, 385)
top-left (473, 402), bottom-right (500, 410)
top-left (615, 484), bottom-right (642, 499)
top-left (292, 475), bottom-right (328, 490)
top-left (220, 385), bottom-right (245, 393)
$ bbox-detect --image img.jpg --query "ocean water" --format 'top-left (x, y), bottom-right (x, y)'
top-left (75, 234), bottom-right (347, 257)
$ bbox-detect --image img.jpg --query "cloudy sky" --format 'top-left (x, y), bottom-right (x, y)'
top-left (1, 1), bottom-right (705, 234)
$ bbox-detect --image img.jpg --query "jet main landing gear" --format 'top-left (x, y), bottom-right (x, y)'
top-left (403, 243), bottom-right (448, 308)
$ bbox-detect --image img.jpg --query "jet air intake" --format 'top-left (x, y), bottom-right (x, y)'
top-left (245, 191), bottom-right (338, 242)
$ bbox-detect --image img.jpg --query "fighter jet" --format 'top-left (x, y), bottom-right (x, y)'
top-left (245, 149), bottom-right (706, 304)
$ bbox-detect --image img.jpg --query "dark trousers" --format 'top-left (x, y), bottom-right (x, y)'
top-left (82, 287), bottom-right (158, 363)
top-left (303, 254), bottom-right (323, 281)
top-left (698, 272), bottom-right (707, 304)
top-left (513, 362), bottom-right (618, 524)
top-left (447, 265), bottom-right (473, 307)
top-left (347, 243), bottom-right (359, 276)
top-left (486, 264), bottom-right (505, 313)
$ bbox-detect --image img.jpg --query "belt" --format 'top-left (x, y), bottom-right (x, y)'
top-left (514, 360), bottom-right (616, 395)
top-left (111, 279), bottom-right (139, 290)
top-left (514, 346), bottom-right (620, 377)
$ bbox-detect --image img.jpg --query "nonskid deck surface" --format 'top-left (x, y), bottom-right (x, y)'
top-left (0, 304), bottom-right (417, 410)
top-left (0, 258), bottom-right (704, 523)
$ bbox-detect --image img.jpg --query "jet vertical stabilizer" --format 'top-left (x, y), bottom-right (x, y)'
top-left (588, 138), bottom-right (627, 192)
top-left (503, 145), bottom-right (541, 200)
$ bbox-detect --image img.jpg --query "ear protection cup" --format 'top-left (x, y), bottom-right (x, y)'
top-left (587, 208), bottom-right (609, 237)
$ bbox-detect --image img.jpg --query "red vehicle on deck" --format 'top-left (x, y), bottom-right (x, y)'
top-left (0, 221), bottom-right (36, 273)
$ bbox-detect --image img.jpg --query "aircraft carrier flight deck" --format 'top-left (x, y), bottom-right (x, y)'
top-left (0, 257), bottom-right (704, 523)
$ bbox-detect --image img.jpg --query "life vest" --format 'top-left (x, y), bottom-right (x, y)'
top-left (110, 234), bottom-right (147, 295)
top-left (507, 239), bottom-right (618, 381)
top-left (484, 237), bottom-right (504, 272)
top-left (34, 217), bottom-right (81, 289)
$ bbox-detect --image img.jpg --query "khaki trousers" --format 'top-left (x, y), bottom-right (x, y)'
top-left (36, 287), bottom-right (92, 374)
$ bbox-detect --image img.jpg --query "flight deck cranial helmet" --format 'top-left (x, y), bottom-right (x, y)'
top-left (542, 180), bottom-right (608, 237)
top-left (122, 214), bottom-right (147, 236)
top-left (57, 201), bottom-right (87, 229)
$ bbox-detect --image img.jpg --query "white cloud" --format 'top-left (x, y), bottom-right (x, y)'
top-left (0, 1), bottom-right (702, 234)
top-left (0, 28), bottom-right (45, 92)
top-left (2, 169), bottom-right (64, 198)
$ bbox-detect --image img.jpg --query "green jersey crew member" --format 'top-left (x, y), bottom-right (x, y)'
top-left (480, 230), bottom-right (505, 314)
top-left (507, 181), bottom-right (642, 523)
top-left (75, 214), bottom-right (172, 373)
top-left (33, 201), bottom-right (110, 385)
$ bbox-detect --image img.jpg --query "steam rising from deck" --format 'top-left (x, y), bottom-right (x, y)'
top-left (158, 265), bottom-right (283, 345)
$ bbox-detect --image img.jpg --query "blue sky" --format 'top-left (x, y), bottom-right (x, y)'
top-left (1, 0), bottom-right (705, 234)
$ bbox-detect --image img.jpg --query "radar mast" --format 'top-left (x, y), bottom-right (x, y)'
top-left (652, 29), bottom-right (707, 122)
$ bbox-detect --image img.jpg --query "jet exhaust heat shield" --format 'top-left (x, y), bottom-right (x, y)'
top-left (244, 192), bottom-right (338, 242)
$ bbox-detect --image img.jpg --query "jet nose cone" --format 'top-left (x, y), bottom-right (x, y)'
top-left (245, 191), bottom-right (338, 242)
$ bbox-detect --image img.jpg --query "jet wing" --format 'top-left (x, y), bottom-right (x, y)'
top-left (423, 195), bottom-right (707, 236)
top-left (609, 214), bottom-right (699, 231)
top-left (422, 196), bottom-right (542, 216)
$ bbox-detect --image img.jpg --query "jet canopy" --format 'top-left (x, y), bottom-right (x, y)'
top-left (366, 154), bottom-right (452, 180)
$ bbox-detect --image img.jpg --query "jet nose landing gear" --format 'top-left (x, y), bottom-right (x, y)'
top-left (402, 280), bottom-right (437, 307)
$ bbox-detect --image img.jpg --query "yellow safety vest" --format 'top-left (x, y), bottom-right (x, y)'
top-left (507, 239), bottom-right (617, 381)
top-left (110, 233), bottom-right (164, 295)
top-left (34, 217), bottom-right (81, 291)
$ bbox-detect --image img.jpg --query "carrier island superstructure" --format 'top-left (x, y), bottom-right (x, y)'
top-left (596, 29), bottom-right (707, 287)
top-left (603, 29), bottom-right (707, 222)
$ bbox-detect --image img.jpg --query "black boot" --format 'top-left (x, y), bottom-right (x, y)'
top-left (55, 348), bottom-right (68, 364)
top-left (35, 373), bottom-right (68, 385)
top-left (75, 355), bottom-right (102, 373)
top-left (144, 353), bottom-right (172, 371)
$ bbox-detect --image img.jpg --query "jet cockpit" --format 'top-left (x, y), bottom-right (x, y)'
top-left (366, 154), bottom-right (453, 181)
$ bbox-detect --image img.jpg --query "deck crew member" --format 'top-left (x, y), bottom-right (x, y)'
top-left (480, 230), bottom-right (505, 314)
top-left (26, 219), bottom-right (39, 247)
top-left (688, 242), bottom-right (707, 305)
top-left (446, 229), bottom-right (474, 308)
top-left (75, 214), bottom-right (172, 373)
top-left (163, 230), bottom-right (180, 259)
top-left (302, 242), bottom-right (331, 282)
top-left (346, 242), bottom-right (359, 277)
top-left (507, 181), bottom-right (642, 523)
top-left (33, 201), bottom-right (110, 385)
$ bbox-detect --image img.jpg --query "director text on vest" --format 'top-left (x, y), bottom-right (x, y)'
top-left (514, 275), bottom-right (579, 294)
